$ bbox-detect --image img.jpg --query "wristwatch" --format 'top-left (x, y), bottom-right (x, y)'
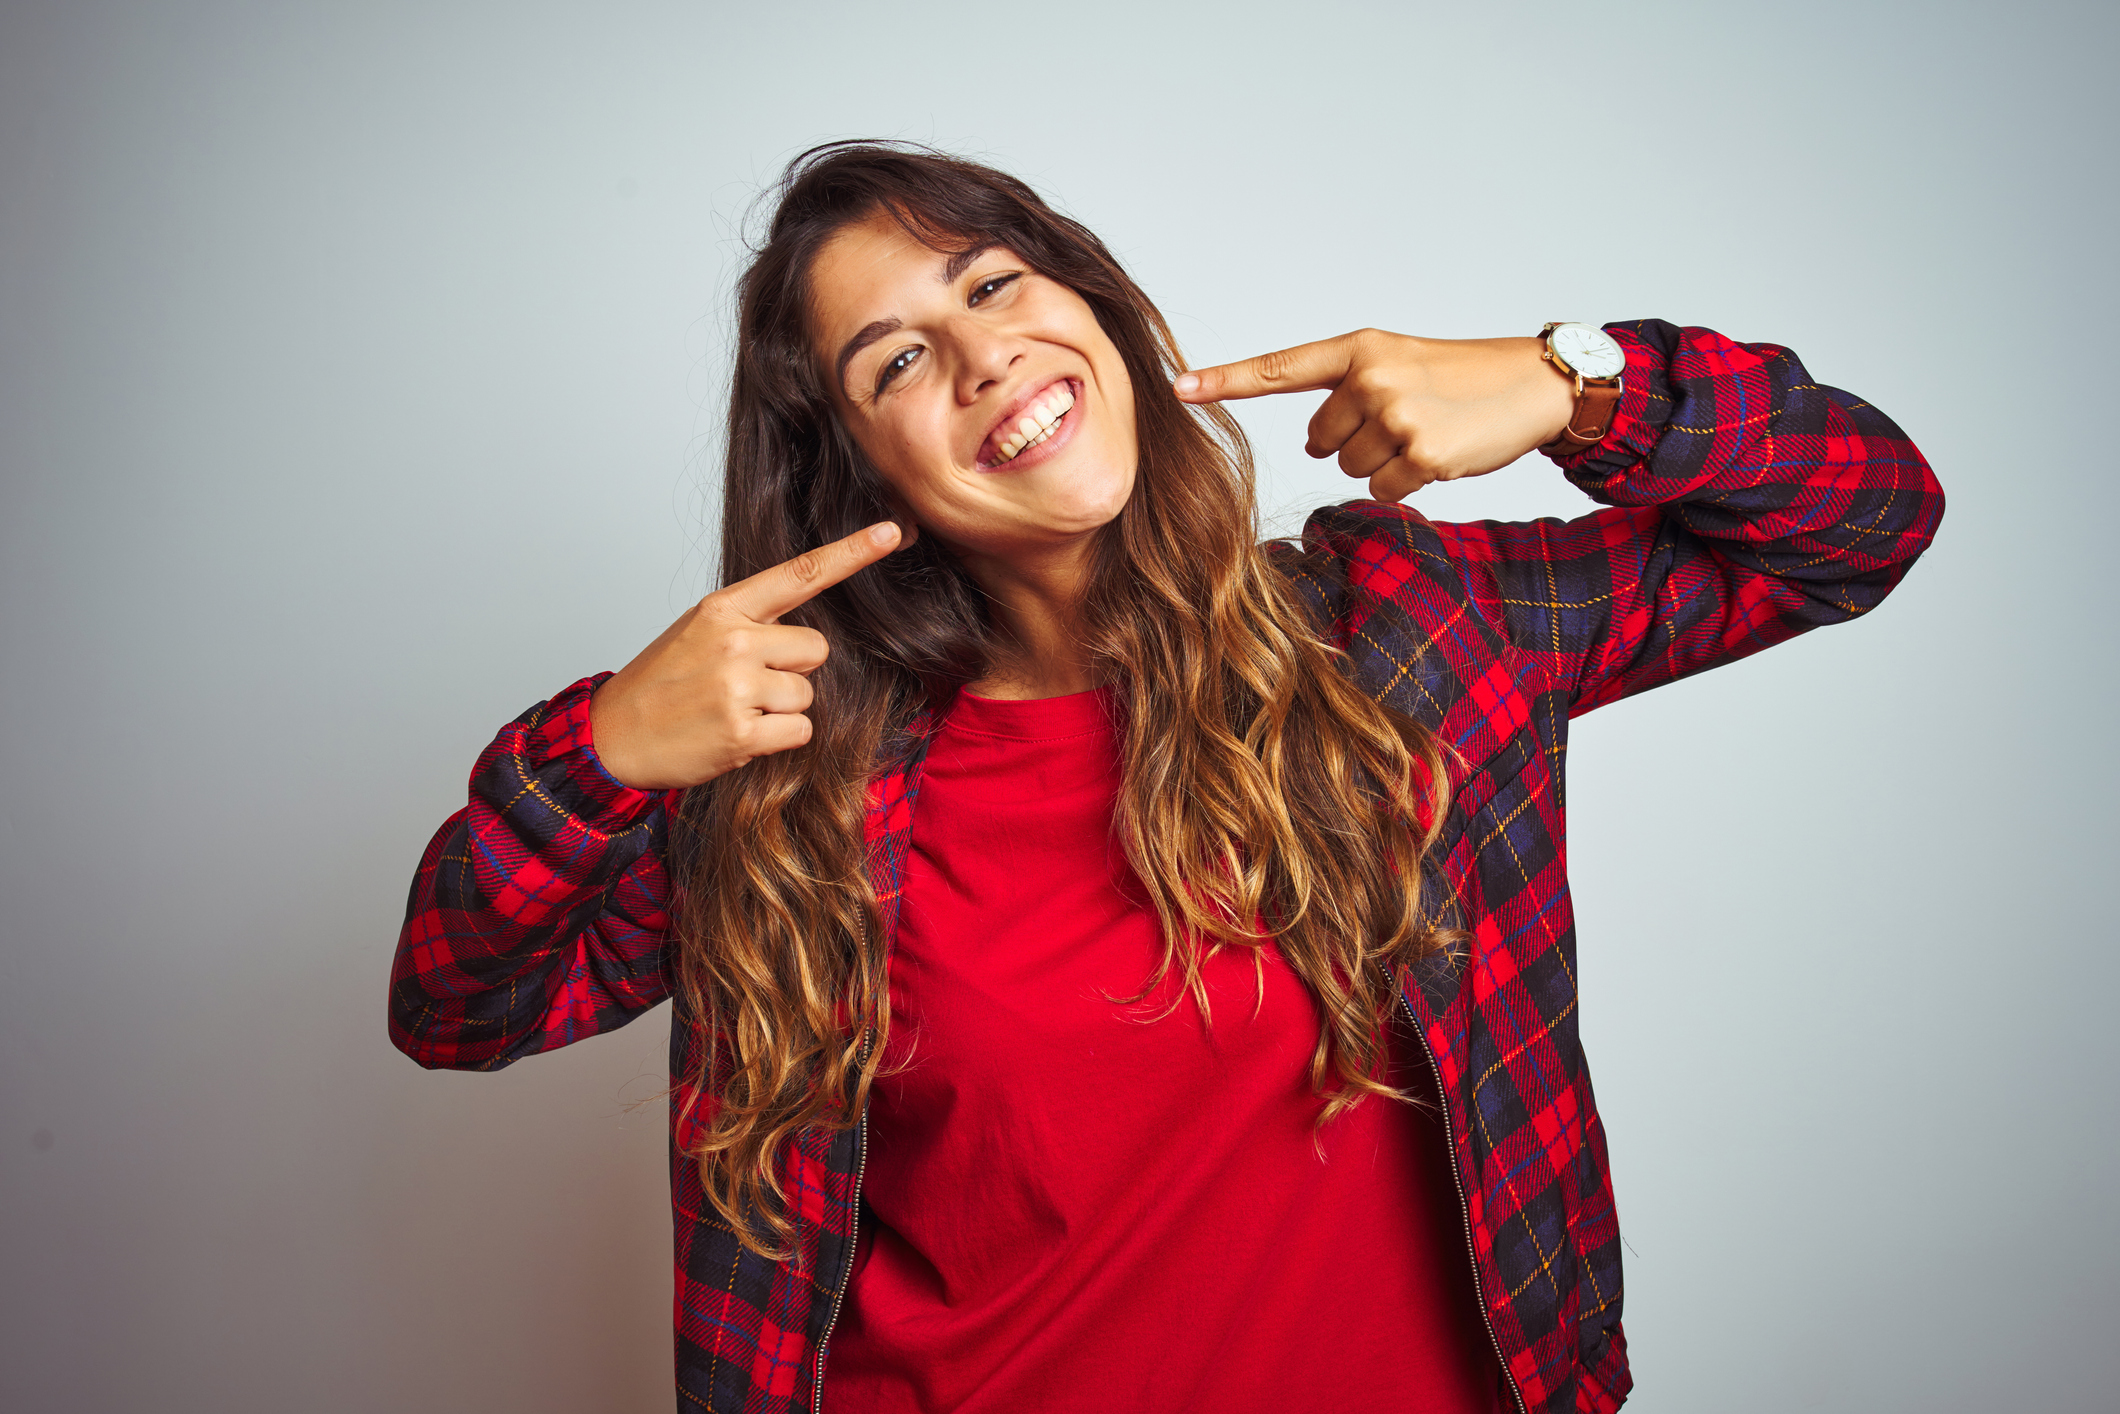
top-left (1537, 322), bottom-right (1626, 454)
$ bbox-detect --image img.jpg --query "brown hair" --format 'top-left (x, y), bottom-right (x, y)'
top-left (672, 141), bottom-right (1455, 1258)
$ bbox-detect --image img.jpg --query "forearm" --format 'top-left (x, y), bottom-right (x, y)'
top-left (1560, 319), bottom-right (1944, 603)
top-left (1364, 318), bottom-right (1947, 714)
top-left (389, 675), bottom-right (677, 1069)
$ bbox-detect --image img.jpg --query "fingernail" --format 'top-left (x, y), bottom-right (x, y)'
top-left (869, 522), bottom-right (898, 546)
top-left (1173, 373), bottom-right (1199, 397)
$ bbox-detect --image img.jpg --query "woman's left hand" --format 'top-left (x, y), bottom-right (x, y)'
top-left (1174, 329), bottom-right (1581, 502)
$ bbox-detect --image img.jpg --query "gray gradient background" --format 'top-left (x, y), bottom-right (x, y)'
top-left (3, 1), bottom-right (2113, 1410)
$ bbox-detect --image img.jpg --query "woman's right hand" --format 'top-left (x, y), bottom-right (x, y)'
top-left (588, 522), bottom-right (903, 790)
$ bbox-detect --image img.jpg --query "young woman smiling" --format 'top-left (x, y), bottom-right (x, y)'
top-left (391, 143), bottom-right (1942, 1414)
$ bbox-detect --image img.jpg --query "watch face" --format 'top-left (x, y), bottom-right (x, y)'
top-left (1551, 323), bottom-right (1625, 379)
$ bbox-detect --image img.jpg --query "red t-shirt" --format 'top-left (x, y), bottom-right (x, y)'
top-left (821, 688), bottom-right (1503, 1413)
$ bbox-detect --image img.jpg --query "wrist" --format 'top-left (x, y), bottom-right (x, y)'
top-left (1524, 337), bottom-right (1578, 445)
top-left (585, 676), bottom-right (646, 789)
top-left (524, 674), bottom-right (661, 817)
top-left (1535, 322), bottom-right (1626, 455)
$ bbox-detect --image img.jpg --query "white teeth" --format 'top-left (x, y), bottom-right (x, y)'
top-left (988, 383), bottom-right (1077, 464)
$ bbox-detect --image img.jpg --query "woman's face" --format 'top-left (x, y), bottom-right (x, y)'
top-left (808, 211), bottom-right (1138, 568)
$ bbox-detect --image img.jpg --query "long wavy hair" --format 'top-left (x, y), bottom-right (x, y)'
top-left (672, 141), bottom-right (1456, 1259)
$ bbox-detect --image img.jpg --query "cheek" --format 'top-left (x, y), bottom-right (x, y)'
top-left (1094, 340), bottom-right (1136, 429)
top-left (858, 406), bottom-right (960, 512)
top-left (1097, 369), bottom-right (1140, 473)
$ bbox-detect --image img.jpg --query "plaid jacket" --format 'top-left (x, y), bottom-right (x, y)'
top-left (391, 320), bottom-right (1942, 1413)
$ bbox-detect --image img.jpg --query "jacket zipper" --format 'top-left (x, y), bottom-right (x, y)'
top-left (811, 1043), bottom-right (872, 1413)
top-left (1395, 984), bottom-right (1529, 1414)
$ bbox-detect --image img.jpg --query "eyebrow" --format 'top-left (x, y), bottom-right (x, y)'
top-left (832, 242), bottom-right (1003, 394)
top-left (942, 242), bottom-right (998, 284)
top-left (835, 317), bottom-right (902, 395)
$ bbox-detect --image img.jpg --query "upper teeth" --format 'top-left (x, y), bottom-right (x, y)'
top-left (991, 384), bottom-right (1076, 463)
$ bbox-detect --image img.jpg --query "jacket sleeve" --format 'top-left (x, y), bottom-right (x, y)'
top-left (389, 673), bottom-right (679, 1070)
top-left (1426, 318), bottom-right (1943, 713)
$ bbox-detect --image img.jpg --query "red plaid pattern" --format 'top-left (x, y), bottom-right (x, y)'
top-left (391, 319), bottom-right (1942, 1412)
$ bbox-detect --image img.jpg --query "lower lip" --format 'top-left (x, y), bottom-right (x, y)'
top-left (976, 379), bottom-right (1083, 474)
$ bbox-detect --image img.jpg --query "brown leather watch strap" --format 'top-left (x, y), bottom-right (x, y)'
top-left (1541, 377), bottom-right (1623, 454)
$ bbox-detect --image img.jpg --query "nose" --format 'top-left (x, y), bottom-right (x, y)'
top-left (945, 314), bottom-right (1025, 405)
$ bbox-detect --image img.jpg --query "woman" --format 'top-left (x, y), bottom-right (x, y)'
top-left (391, 142), bottom-right (1942, 1414)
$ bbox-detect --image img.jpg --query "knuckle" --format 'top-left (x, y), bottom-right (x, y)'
top-left (718, 628), bottom-right (753, 660)
top-left (1348, 328), bottom-right (1389, 360)
top-left (788, 549), bottom-right (826, 584)
top-left (1254, 349), bottom-right (1292, 385)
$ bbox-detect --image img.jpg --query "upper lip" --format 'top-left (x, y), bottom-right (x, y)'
top-left (975, 376), bottom-right (1078, 466)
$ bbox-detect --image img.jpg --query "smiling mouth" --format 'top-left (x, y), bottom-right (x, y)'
top-left (978, 381), bottom-right (1077, 469)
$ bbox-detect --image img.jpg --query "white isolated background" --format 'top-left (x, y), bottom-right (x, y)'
top-left (2, 1), bottom-right (2113, 1411)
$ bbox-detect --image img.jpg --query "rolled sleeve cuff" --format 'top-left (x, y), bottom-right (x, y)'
top-left (518, 672), bottom-right (665, 829)
top-left (1541, 324), bottom-right (1665, 480)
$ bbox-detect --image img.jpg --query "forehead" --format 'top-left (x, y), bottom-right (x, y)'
top-left (809, 213), bottom-right (1016, 344)
top-left (808, 214), bottom-right (950, 338)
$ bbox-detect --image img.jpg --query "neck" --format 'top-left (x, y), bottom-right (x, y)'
top-left (957, 537), bottom-right (1100, 701)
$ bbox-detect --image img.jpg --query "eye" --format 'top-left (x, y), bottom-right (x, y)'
top-left (968, 271), bottom-right (1022, 307)
top-left (875, 344), bottom-right (923, 393)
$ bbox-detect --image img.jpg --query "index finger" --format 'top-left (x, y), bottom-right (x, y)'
top-left (714, 521), bottom-right (902, 624)
top-left (1172, 333), bottom-right (1358, 403)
